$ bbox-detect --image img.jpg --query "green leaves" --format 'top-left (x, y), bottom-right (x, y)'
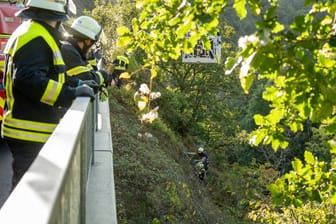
top-left (119, 0), bottom-right (336, 181)
top-left (117, 26), bottom-right (132, 47)
top-left (269, 149), bottom-right (336, 209)
top-left (114, 0), bottom-right (336, 161)
top-left (304, 151), bottom-right (315, 164)
top-left (232, 0), bottom-right (336, 152)
top-left (234, 0), bottom-right (247, 19)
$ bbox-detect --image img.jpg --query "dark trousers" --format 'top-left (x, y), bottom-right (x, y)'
top-left (6, 139), bottom-right (43, 190)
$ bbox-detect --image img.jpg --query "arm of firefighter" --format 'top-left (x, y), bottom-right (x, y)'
top-left (10, 37), bottom-right (76, 108)
top-left (62, 42), bottom-right (97, 81)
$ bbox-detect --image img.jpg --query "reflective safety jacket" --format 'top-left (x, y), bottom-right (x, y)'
top-left (0, 34), bottom-right (11, 125)
top-left (87, 48), bottom-right (100, 70)
top-left (2, 20), bottom-right (76, 143)
top-left (61, 40), bottom-right (108, 87)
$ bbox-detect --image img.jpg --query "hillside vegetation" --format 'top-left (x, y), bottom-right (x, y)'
top-left (109, 88), bottom-right (250, 224)
top-left (80, 0), bottom-right (336, 223)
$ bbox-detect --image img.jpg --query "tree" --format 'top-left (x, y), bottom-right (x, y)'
top-left (115, 0), bottom-right (336, 221)
top-left (117, 0), bottom-right (336, 147)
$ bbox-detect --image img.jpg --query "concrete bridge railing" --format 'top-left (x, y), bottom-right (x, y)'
top-left (0, 97), bottom-right (95, 223)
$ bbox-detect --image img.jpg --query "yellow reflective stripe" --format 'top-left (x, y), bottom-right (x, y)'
top-left (58, 73), bottom-right (65, 83)
top-left (0, 60), bottom-right (4, 71)
top-left (88, 59), bottom-right (96, 66)
top-left (2, 111), bottom-right (56, 142)
top-left (0, 34), bottom-right (10, 38)
top-left (5, 61), bottom-right (14, 109)
top-left (2, 127), bottom-right (50, 143)
top-left (4, 115), bottom-right (56, 132)
top-left (41, 80), bottom-right (63, 106)
top-left (67, 66), bottom-right (91, 76)
top-left (87, 64), bottom-right (93, 70)
top-left (0, 97), bottom-right (4, 108)
top-left (5, 21), bottom-right (65, 69)
top-left (117, 55), bottom-right (129, 64)
top-left (95, 71), bottom-right (104, 85)
top-left (115, 66), bottom-right (126, 70)
top-left (53, 50), bottom-right (64, 66)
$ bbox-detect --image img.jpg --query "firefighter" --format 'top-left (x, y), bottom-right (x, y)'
top-left (61, 15), bottom-right (112, 98)
top-left (87, 43), bottom-right (101, 70)
top-left (196, 147), bottom-right (209, 171)
top-left (112, 54), bottom-right (129, 88)
top-left (2, 0), bottom-right (95, 189)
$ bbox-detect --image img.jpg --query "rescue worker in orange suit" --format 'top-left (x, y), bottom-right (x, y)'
top-left (61, 16), bottom-right (112, 96)
top-left (2, 0), bottom-right (95, 190)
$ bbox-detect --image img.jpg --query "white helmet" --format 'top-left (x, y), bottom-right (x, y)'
top-left (16, 0), bottom-right (69, 21)
top-left (198, 147), bottom-right (204, 153)
top-left (66, 16), bottom-right (102, 41)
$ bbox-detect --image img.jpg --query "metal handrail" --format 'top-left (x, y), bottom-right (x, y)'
top-left (0, 97), bottom-right (95, 224)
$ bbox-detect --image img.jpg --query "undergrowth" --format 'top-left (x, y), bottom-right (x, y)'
top-left (109, 88), bottom-right (253, 224)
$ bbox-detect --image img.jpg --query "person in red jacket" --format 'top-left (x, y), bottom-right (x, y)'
top-left (2, 0), bottom-right (95, 189)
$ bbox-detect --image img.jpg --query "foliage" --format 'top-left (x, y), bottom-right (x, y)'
top-left (109, 88), bottom-right (248, 223)
top-left (230, 1), bottom-right (336, 150)
top-left (239, 79), bottom-right (270, 132)
top-left (90, 1), bottom-right (161, 123)
top-left (115, 0), bottom-right (336, 148)
top-left (306, 126), bottom-right (333, 163)
top-left (209, 161), bottom-right (278, 219)
top-left (249, 149), bottom-right (336, 223)
top-left (86, 0), bottom-right (336, 222)
top-left (270, 150), bottom-right (336, 207)
top-left (89, 0), bottom-right (137, 60)
top-left (156, 60), bottom-right (244, 143)
top-left (116, 0), bottom-right (239, 122)
top-left (249, 201), bottom-right (335, 224)
top-left (227, 1), bottom-right (336, 221)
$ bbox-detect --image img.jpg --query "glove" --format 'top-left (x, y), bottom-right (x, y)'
top-left (75, 85), bottom-right (95, 101)
top-left (78, 80), bottom-right (100, 94)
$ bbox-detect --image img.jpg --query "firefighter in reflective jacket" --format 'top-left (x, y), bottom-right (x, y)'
top-left (61, 16), bottom-right (111, 95)
top-left (2, 0), bottom-right (95, 189)
top-left (112, 54), bottom-right (129, 88)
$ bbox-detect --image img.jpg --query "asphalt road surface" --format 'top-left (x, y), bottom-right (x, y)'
top-left (0, 138), bottom-right (12, 208)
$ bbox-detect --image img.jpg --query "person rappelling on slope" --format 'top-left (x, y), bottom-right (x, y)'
top-left (184, 146), bottom-right (209, 181)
